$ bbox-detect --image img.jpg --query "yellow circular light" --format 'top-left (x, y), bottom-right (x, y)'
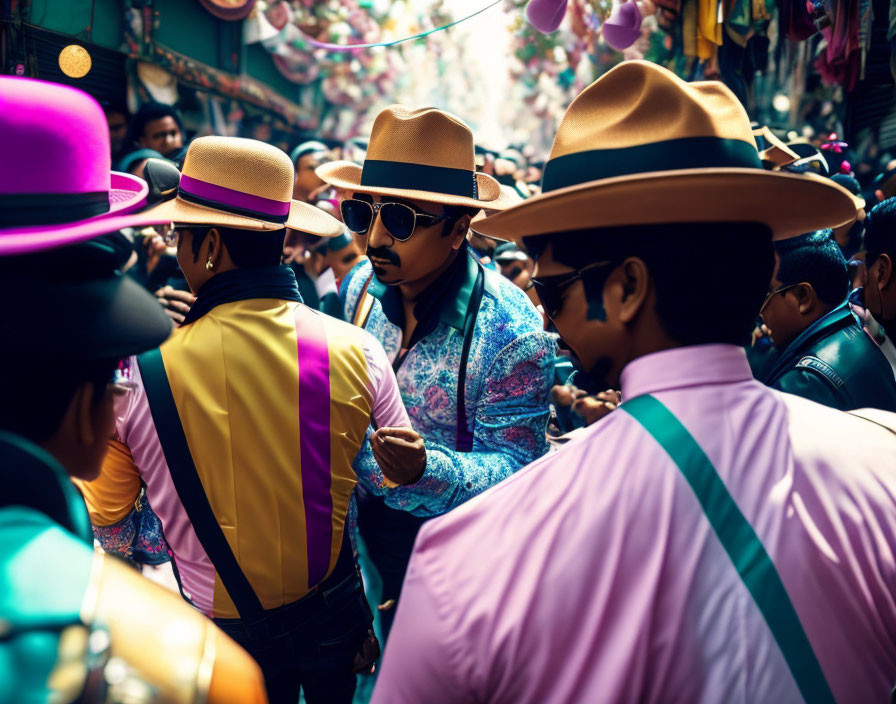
top-left (59, 45), bottom-right (92, 78)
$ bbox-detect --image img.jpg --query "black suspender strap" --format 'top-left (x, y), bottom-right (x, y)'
top-left (352, 264), bottom-right (485, 453)
top-left (136, 348), bottom-right (264, 621)
top-left (455, 264), bottom-right (485, 452)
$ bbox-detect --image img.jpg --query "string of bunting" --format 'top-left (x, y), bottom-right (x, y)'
top-left (298, 0), bottom-right (504, 51)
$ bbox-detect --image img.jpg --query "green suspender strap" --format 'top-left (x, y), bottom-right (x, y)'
top-left (620, 394), bottom-right (836, 704)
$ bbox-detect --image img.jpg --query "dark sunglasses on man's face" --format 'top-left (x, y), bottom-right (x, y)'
top-left (340, 198), bottom-right (446, 242)
top-left (533, 261), bottom-right (615, 319)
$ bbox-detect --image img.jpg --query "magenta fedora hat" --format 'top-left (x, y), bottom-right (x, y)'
top-left (0, 77), bottom-right (171, 255)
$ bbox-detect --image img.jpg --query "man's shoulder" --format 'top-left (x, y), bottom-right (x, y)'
top-left (414, 409), bottom-right (650, 561)
top-left (476, 268), bottom-right (549, 358)
top-left (795, 321), bottom-right (896, 408)
top-left (778, 390), bottom-right (896, 449)
top-left (481, 267), bottom-right (541, 325)
top-left (339, 259), bottom-right (374, 317)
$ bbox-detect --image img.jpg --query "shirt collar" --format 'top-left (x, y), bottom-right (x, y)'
top-left (182, 265), bottom-right (301, 326)
top-left (775, 300), bottom-right (854, 360)
top-left (369, 244), bottom-right (482, 332)
top-left (620, 344), bottom-right (756, 400)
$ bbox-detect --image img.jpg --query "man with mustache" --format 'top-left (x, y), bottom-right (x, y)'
top-left (317, 106), bottom-right (555, 637)
top-left (373, 62), bottom-right (896, 703)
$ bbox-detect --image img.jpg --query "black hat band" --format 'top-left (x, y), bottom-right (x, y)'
top-left (0, 191), bottom-right (109, 227)
top-left (541, 137), bottom-right (763, 193)
top-left (360, 159), bottom-right (479, 200)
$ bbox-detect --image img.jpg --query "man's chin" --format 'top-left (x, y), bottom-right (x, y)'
top-left (561, 341), bottom-right (613, 393)
top-left (372, 266), bottom-right (403, 285)
top-left (573, 356), bottom-right (614, 394)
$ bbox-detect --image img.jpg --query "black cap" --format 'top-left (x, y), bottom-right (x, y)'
top-left (0, 238), bottom-right (172, 361)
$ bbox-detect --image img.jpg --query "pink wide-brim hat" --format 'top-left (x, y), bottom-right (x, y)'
top-left (0, 77), bottom-right (172, 256)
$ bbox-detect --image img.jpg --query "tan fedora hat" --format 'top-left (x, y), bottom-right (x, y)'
top-left (752, 126), bottom-right (801, 168)
top-left (316, 105), bottom-right (517, 210)
top-left (474, 61), bottom-right (857, 244)
top-left (143, 136), bottom-right (343, 237)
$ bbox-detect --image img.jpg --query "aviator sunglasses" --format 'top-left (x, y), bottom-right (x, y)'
top-left (532, 261), bottom-right (615, 319)
top-left (341, 198), bottom-right (446, 241)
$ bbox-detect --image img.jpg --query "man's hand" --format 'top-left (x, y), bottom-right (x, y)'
top-left (351, 630), bottom-right (380, 675)
top-left (371, 427), bottom-right (426, 486)
top-left (572, 389), bottom-right (620, 426)
top-left (143, 232), bottom-right (168, 275)
top-left (155, 286), bottom-right (196, 327)
top-left (751, 323), bottom-right (771, 346)
top-left (553, 384), bottom-right (621, 429)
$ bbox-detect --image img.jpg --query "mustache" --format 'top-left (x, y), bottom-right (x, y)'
top-left (366, 245), bottom-right (401, 267)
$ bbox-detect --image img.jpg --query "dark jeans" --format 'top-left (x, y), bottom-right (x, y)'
top-left (214, 568), bottom-right (372, 704)
top-left (356, 489), bottom-right (428, 638)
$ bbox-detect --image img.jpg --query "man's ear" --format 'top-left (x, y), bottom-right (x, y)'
top-left (617, 257), bottom-right (651, 324)
top-left (793, 282), bottom-right (817, 314)
top-left (450, 216), bottom-right (473, 250)
top-left (878, 253), bottom-right (893, 289)
top-left (206, 227), bottom-right (223, 267)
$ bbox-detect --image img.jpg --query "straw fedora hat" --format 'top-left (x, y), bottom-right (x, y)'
top-left (473, 61), bottom-right (857, 244)
top-left (143, 136), bottom-right (343, 237)
top-left (316, 105), bottom-right (518, 210)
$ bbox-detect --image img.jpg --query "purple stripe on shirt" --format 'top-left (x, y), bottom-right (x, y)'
top-left (295, 308), bottom-right (334, 588)
top-left (179, 174), bottom-right (291, 217)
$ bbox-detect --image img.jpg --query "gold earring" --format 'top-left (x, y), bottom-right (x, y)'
top-left (205, 257), bottom-right (214, 271)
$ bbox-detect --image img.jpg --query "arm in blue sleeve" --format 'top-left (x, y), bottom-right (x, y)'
top-left (355, 331), bottom-right (555, 516)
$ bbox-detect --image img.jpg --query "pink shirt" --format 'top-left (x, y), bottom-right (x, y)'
top-left (373, 344), bottom-right (896, 704)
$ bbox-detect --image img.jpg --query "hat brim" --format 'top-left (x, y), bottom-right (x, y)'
top-left (473, 168), bottom-right (858, 243)
top-left (4, 273), bottom-right (172, 360)
top-left (316, 161), bottom-right (518, 210)
top-left (141, 196), bottom-right (344, 237)
top-left (0, 171), bottom-right (169, 256)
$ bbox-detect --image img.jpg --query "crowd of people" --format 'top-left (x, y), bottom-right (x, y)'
top-left (2, 58), bottom-right (896, 704)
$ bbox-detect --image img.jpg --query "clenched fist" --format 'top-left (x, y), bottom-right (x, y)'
top-left (371, 426), bottom-right (426, 486)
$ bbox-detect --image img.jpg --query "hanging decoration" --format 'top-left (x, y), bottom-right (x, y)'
top-left (601, 0), bottom-right (642, 50)
top-left (297, 0), bottom-right (504, 50)
top-left (58, 44), bottom-right (92, 78)
top-left (525, 0), bottom-right (569, 33)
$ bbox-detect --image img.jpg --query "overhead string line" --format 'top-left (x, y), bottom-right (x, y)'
top-left (299, 0), bottom-right (505, 51)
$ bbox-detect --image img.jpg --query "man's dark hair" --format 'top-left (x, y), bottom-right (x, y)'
top-left (189, 226), bottom-right (285, 268)
top-left (441, 205), bottom-right (479, 237)
top-left (0, 355), bottom-right (117, 443)
top-left (830, 173), bottom-right (862, 196)
top-left (774, 229), bottom-right (848, 307)
top-left (129, 102), bottom-right (183, 144)
top-left (864, 198), bottom-right (896, 266)
top-left (524, 222), bottom-right (775, 347)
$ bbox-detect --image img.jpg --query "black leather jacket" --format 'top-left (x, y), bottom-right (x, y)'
top-left (759, 302), bottom-right (896, 412)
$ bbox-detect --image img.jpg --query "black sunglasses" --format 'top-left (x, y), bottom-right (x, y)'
top-left (533, 261), bottom-right (615, 319)
top-left (341, 198), bottom-right (446, 241)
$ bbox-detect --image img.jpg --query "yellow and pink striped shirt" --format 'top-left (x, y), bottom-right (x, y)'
top-left (80, 296), bottom-right (408, 618)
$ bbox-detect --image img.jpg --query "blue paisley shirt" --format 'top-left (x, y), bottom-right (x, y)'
top-left (341, 246), bottom-right (555, 516)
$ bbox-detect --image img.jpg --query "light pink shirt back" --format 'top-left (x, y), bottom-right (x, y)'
top-left (374, 344), bottom-right (896, 704)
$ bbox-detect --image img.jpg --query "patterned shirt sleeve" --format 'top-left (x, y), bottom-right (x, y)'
top-left (367, 330), bottom-right (556, 516)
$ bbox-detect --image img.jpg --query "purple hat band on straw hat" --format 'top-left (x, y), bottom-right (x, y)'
top-left (178, 174), bottom-right (291, 223)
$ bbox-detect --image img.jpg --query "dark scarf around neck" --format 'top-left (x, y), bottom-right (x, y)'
top-left (182, 264), bottom-right (302, 325)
